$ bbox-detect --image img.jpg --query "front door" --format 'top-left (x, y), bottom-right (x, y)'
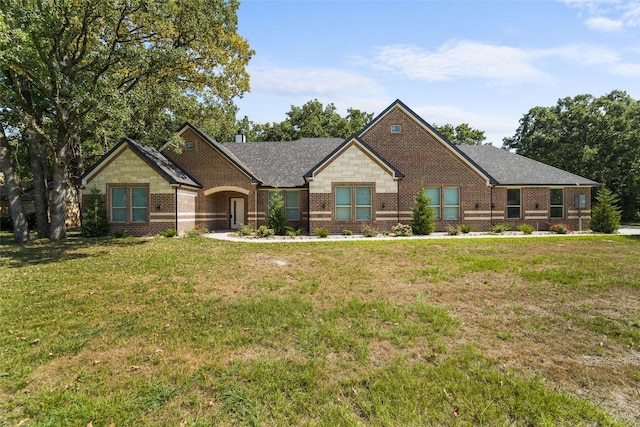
top-left (230, 198), bottom-right (245, 229)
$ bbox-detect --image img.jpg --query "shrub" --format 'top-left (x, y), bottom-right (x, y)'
top-left (159, 228), bottom-right (177, 237)
top-left (491, 222), bottom-right (513, 233)
top-left (518, 224), bottom-right (535, 235)
top-left (113, 229), bottom-right (128, 238)
top-left (411, 186), bottom-right (435, 235)
top-left (256, 225), bottom-right (275, 238)
top-left (82, 187), bottom-right (110, 237)
top-left (447, 225), bottom-right (460, 235)
top-left (392, 223), bottom-right (413, 236)
top-left (590, 187), bottom-right (622, 234)
top-left (185, 224), bottom-right (208, 238)
top-left (266, 188), bottom-right (287, 236)
top-left (342, 229), bottom-right (353, 236)
top-left (362, 226), bottom-right (378, 237)
top-left (238, 224), bottom-right (253, 236)
top-left (314, 227), bottom-right (329, 238)
top-left (459, 224), bottom-right (474, 234)
top-left (549, 223), bottom-right (572, 234)
top-left (285, 226), bottom-right (302, 238)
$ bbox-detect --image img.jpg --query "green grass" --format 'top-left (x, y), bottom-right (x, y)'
top-left (1, 233), bottom-right (639, 425)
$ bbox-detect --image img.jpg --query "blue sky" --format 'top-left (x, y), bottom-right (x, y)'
top-left (234, 0), bottom-right (640, 145)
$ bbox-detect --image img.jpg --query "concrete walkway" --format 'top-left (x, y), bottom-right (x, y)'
top-left (205, 225), bottom-right (640, 243)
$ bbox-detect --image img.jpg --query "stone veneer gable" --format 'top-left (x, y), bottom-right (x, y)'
top-left (310, 144), bottom-right (397, 194)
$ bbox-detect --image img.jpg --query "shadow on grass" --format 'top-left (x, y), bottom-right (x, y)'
top-left (0, 232), bottom-right (148, 268)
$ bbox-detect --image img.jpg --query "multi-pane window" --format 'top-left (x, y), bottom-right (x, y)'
top-left (111, 186), bottom-right (148, 222)
top-left (550, 189), bottom-right (563, 219)
top-left (355, 187), bottom-right (372, 221)
top-left (425, 187), bottom-right (441, 220)
top-left (111, 187), bottom-right (127, 222)
top-left (131, 187), bottom-right (148, 222)
top-left (268, 191), bottom-right (299, 220)
top-left (335, 186), bottom-right (372, 221)
top-left (444, 187), bottom-right (460, 220)
top-left (285, 191), bottom-right (300, 220)
top-left (507, 188), bottom-right (521, 219)
top-left (335, 187), bottom-right (352, 221)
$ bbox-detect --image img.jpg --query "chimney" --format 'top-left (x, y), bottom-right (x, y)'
top-left (234, 129), bottom-right (246, 143)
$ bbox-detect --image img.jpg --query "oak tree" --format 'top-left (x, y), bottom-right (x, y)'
top-left (0, 0), bottom-right (253, 240)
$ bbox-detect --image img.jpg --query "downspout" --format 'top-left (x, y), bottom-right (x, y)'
top-left (490, 185), bottom-right (494, 226)
top-left (307, 185), bottom-right (311, 233)
top-left (397, 180), bottom-right (401, 223)
top-left (175, 186), bottom-right (179, 233)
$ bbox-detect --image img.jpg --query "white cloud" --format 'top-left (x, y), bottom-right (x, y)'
top-left (585, 16), bottom-right (624, 31)
top-left (366, 41), bottom-right (547, 85)
top-left (561, 0), bottom-right (640, 30)
top-left (248, 64), bottom-right (384, 98)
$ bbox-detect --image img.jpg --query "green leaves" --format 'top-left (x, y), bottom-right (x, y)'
top-left (241, 99), bottom-right (374, 141)
top-left (504, 90), bottom-right (640, 220)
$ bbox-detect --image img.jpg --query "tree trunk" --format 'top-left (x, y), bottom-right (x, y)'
top-left (27, 131), bottom-right (50, 238)
top-left (49, 154), bottom-right (68, 242)
top-left (0, 123), bottom-right (30, 244)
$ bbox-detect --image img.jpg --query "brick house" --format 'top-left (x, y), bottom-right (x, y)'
top-left (79, 100), bottom-right (598, 236)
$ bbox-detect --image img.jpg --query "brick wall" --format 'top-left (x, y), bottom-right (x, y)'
top-left (359, 106), bottom-right (492, 232)
top-left (163, 128), bottom-right (258, 231)
top-left (308, 140), bottom-right (399, 234)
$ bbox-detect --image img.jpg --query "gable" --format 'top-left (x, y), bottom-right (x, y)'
top-left (163, 123), bottom-right (260, 185)
top-left (83, 145), bottom-right (175, 194)
top-left (359, 100), bottom-right (494, 186)
top-left (308, 139), bottom-right (400, 194)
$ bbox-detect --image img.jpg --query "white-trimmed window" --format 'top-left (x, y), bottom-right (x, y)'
top-left (285, 191), bottom-right (300, 220)
top-left (507, 188), bottom-right (521, 219)
top-left (335, 187), bottom-right (352, 221)
top-left (391, 124), bottom-right (403, 133)
top-left (425, 187), bottom-right (441, 220)
top-left (444, 187), bottom-right (460, 220)
top-left (110, 186), bottom-right (148, 223)
top-left (550, 189), bottom-right (563, 219)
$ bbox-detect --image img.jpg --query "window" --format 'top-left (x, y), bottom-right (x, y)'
top-left (425, 187), bottom-right (441, 220)
top-left (285, 191), bottom-right (300, 220)
top-left (184, 141), bottom-right (195, 150)
top-left (268, 190), bottom-right (300, 220)
top-left (335, 187), bottom-right (352, 221)
top-left (335, 185), bottom-right (372, 221)
top-left (507, 188), bottom-right (521, 219)
top-left (131, 187), bottom-right (148, 222)
top-left (444, 187), bottom-right (460, 220)
top-left (110, 186), bottom-right (148, 222)
top-left (391, 124), bottom-right (402, 133)
top-left (111, 187), bottom-right (127, 222)
top-left (355, 187), bottom-right (372, 221)
top-left (550, 189), bottom-right (563, 219)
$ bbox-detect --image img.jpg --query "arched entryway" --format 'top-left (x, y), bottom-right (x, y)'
top-left (204, 186), bottom-right (250, 231)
